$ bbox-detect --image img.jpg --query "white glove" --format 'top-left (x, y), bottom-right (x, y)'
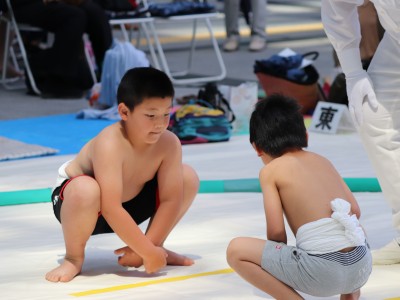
top-left (346, 70), bottom-right (379, 127)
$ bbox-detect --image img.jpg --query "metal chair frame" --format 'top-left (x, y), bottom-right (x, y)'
top-left (108, 17), bottom-right (161, 69)
top-left (109, 0), bottom-right (226, 86)
top-left (153, 11), bottom-right (226, 86)
top-left (107, 0), bottom-right (161, 69)
top-left (2, 0), bottom-right (97, 95)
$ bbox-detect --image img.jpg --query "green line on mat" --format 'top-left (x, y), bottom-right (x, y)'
top-left (0, 188), bottom-right (52, 206)
top-left (0, 178), bottom-right (381, 206)
top-left (344, 178), bottom-right (381, 193)
top-left (199, 178), bottom-right (381, 193)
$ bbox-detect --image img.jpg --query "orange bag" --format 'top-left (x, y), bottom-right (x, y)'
top-left (255, 51), bottom-right (321, 114)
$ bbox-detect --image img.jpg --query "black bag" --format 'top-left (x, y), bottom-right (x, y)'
top-left (97, 0), bottom-right (137, 11)
top-left (197, 83), bottom-right (236, 123)
top-left (326, 58), bottom-right (372, 107)
top-left (327, 72), bottom-right (348, 106)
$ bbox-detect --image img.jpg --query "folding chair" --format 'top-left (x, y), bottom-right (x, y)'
top-left (107, 0), bottom-right (161, 69)
top-left (150, 1), bottom-right (227, 86)
top-left (1, 0), bottom-right (41, 93)
top-left (0, 13), bottom-right (23, 87)
top-left (1, 0), bottom-right (97, 95)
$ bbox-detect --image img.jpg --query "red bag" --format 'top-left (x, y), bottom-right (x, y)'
top-left (256, 67), bottom-right (319, 114)
top-left (255, 51), bottom-right (321, 114)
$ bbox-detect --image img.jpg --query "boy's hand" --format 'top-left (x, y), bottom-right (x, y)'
top-left (114, 246), bottom-right (143, 268)
top-left (115, 246), bottom-right (168, 273)
top-left (143, 247), bottom-right (168, 274)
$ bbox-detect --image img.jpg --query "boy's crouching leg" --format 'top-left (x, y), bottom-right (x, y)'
top-left (340, 289), bottom-right (360, 300)
top-left (182, 164), bottom-right (199, 215)
top-left (46, 176), bottom-right (101, 282)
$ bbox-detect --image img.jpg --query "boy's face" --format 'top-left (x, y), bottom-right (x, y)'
top-left (121, 97), bottom-right (173, 144)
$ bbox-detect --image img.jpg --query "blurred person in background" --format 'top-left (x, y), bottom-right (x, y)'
top-left (322, 0), bottom-right (400, 265)
top-left (223, 0), bottom-right (267, 52)
top-left (11, 0), bottom-right (112, 98)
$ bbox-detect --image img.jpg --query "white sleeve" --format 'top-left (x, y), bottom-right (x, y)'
top-left (321, 0), bottom-right (364, 75)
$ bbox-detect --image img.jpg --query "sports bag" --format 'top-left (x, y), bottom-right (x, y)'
top-left (169, 100), bottom-right (232, 144)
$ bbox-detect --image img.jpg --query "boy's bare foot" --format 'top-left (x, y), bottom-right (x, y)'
top-left (115, 246), bottom-right (143, 268)
top-left (115, 246), bottom-right (194, 268)
top-left (340, 289), bottom-right (360, 300)
top-left (45, 257), bottom-right (83, 282)
top-left (165, 249), bottom-right (194, 266)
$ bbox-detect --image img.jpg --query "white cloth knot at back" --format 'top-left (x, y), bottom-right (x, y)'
top-left (331, 198), bottom-right (365, 245)
top-left (296, 198), bottom-right (366, 254)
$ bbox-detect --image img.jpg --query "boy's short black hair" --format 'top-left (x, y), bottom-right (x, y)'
top-left (249, 94), bottom-right (308, 157)
top-left (117, 67), bottom-right (175, 110)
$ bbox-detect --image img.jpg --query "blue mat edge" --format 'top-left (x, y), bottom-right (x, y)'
top-left (0, 114), bottom-right (114, 155)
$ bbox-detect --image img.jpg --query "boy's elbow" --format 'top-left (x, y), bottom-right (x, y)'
top-left (267, 230), bottom-right (287, 244)
top-left (352, 205), bottom-right (361, 219)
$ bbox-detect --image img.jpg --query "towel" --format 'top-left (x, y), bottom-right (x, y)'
top-left (296, 198), bottom-right (366, 254)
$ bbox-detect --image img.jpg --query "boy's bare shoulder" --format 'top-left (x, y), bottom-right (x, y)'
top-left (94, 123), bottom-right (123, 145)
top-left (273, 151), bottom-right (330, 166)
top-left (88, 124), bottom-right (181, 162)
top-left (260, 151), bottom-right (331, 179)
top-left (86, 123), bottom-right (127, 159)
top-left (158, 130), bottom-right (181, 151)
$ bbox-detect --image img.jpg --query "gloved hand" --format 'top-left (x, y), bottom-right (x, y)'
top-left (346, 70), bottom-right (379, 127)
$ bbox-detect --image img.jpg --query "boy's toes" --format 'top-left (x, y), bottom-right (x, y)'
top-left (165, 250), bottom-right (194, 266)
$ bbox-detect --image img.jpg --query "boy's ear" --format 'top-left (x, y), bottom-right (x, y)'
top-left (252, 142), bottom-right (263, 157)
top-left (118, 103), bottom-right (129, 121)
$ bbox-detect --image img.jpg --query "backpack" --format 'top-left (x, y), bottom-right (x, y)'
top-left (169, 100), bottom-right (232, 144)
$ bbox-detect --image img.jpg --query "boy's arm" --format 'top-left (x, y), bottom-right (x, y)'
top-left (92, 136), bottom-right (166, 272)
top-left (341, 178), bottom-right (361, 219)
top-left (259, 166), bottom-right (287, 244)
top-left (145, 134), bottom-right (183, 246)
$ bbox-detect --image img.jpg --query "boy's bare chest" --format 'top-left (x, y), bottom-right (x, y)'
top-left (121, 154), bottom-right (161, 199)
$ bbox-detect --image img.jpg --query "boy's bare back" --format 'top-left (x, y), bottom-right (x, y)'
top-left (260, 149), bottom-right (360, 238)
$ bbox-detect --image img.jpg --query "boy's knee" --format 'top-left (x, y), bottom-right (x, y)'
top-left (64, 177), bottom-right (100, 207)
top-left (183, 164), bottom-right (200, 195)
top-left (226, 238), bottom-right (243, 266)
